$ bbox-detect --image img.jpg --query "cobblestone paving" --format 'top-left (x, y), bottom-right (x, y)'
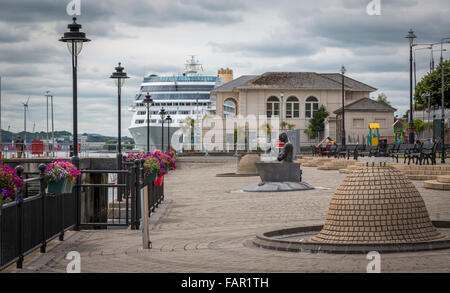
top-left (21, 160), bottom-right (450, 273)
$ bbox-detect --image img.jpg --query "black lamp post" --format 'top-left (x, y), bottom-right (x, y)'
top-left (143, 93), bottom-right (153, 153)
top-left (406, 29), bottom-right (417, 144)
top-left (340, 65), bottom-right (346, 146)
top-left (440, 37), bottom-right (450, 163)
top-left (59, 17), bottom-right (90, 164)
top-left (159, 108), bottom-right (167, 151)
top-left (59, 17), bottom-right (90, 230)
top-left (110, 62), bottom-right (129, 168)
top-left (165, 115), bottom-right (172, 151)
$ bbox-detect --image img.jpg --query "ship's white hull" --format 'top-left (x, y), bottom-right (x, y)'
top-left (129, 125), bottom-right (180, 152)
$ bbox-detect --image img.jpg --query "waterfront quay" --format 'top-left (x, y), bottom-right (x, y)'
top-left (6, 157), bottom-right (450, 273)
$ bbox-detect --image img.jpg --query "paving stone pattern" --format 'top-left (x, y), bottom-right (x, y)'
top-left (17, 160), bottom-right (450, 273)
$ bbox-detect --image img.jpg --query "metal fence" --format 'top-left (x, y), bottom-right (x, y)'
top-left (0, 159), bottom-right (165, 270)
top-left (0, 165), bottom-right (77, 270)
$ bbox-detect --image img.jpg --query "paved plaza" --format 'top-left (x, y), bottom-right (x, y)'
top-left (16, 158), bottom-right (450, 273)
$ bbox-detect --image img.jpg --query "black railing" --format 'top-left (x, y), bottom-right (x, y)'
top-left (0, 159), bottom-right (166, 271)
top-left (0, 164), bottom-right (77, 270)
top-left (128, 159), bottom-right (164, 230)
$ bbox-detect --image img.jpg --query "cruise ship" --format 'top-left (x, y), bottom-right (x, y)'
top-left (128, 56), bottom-right (233, 151)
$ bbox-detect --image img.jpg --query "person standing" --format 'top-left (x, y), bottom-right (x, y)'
top-left (15, 135), bottom-right (24, 158)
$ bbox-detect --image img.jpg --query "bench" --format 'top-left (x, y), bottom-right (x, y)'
top-left (406, 143), bottom-right (423, 165)
top-left (392, 144), bottom-right (410, 163)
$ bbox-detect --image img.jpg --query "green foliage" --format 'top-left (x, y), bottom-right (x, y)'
top-left (375, 93), bottom-right (391, 106)
top-left (413, 119), bottom-right (425, 134)
top-left (304, 105), bottom-right (329, 138)
top-left (281, 121), bottom-right (296, 130)
top-left (414, 60), bottom-right (450, 108)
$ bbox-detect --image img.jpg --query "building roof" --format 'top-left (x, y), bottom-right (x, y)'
top-left (333, 97), bottom-right (397, 114)
top-left (212, 75), bottom-right (258, 92)
top-left (213, 72), bottom-right (377, 92)
top-left (321, 73), bottom-right (377, 92)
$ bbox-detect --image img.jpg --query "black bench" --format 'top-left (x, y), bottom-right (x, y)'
top-left (360, 145), bottom-right (378, 157)
top-left (392, 144), bottom-right (410, 163)
top-left (420, 142), bottom-right (438, 165)
top-left (406, 143), bottom-right (423, 165)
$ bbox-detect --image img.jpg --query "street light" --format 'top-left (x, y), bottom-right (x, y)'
top-left (413, 46), bottom-right (432, 89)
top-left (340, 65), bottom-right (346, 146)
top-left (143, 93), bottom-right (153, 153)
top-left (59, 17), bottom-right (90, 164)
top-left (280, 92), bottom-right (284, 130)
top-left (159, 108), bottom-right (167, 151)
top-left (45, 91), bottom-right (55, 156)
top-left (59, 17), bottom-right (90, 231)
top-left (440, 37), bottom-right (450, 163)
top-left (165, 115), bottom-right (173, 151)
top-left (110, 62), bottom-right (129, 169)
top-left (406, 29), bottom-right (416, 144)
top-left (430, 45), bottom-right (447, 71)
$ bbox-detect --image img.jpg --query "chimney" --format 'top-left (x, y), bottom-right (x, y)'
top-left (218, 68), bottom-right (233, 83)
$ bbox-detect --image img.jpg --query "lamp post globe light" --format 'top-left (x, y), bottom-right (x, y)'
top-left (59, 17), bottom-right (90, 230)
top-left (159, 108), bottom-right (167, 151)
top-left (340, 65), bottom-right (346, 146)
top-left (143, 93), bottom-right (153, 153)
top-left (406, 29), bottom-right (416, 144)
top-left (165, 115), bottom-right (173, 151)
top-left (110, 62), bottom-right (129, 167)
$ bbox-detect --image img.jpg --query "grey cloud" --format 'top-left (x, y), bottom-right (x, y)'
top-left (209, 40), bottom-right (318, 58)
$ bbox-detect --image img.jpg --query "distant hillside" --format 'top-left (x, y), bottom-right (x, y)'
top-left (0, 130), bottom-right (134, 144)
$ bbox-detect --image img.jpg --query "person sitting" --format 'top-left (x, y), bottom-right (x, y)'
top-left (277, 133), bottom-right (293, 163)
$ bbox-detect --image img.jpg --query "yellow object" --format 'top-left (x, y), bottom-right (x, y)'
top-left (367, 122), bottom-right (380, 146)
top-left (218, 68), bottom-right (234, 83)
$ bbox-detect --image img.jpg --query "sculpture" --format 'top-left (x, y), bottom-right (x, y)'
top-left (277, 133), bottom-right (293, 163)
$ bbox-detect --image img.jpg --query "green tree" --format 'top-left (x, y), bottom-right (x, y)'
top-left (305, 105), bottom-right (329, 138)
top-left (181, 117), bottom-right (195, 150)
top-left (375, 92), bottom-right (391, 106)
top-left (413, 119), bottom-right (425, 135)
top-left (414, 60), bottom-right (450, 108)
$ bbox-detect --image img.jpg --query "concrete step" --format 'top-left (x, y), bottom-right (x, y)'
top-left (108, 201), bottom-right (128, 209)
top-left (402, 170), bottom-right (450, 176)
top-left (424, 180), bottom-right (450, 190)
top-left (391, 165), bottom-right (450, 171)
top-left (108, 208), bottom-right (131, 219)
top-left (407, 174), bottom-right (438, 181)
top-left (437, 175), bottom-right (450, 183)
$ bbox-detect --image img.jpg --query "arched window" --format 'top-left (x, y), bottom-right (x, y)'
top-left (286, 96), bottom-right (300, 118)
top-left (224, 98), bottom-right (237, 118)
top-left (266, 96), bottom-right (280, 118)
top-left (305, 96), bottom-right (319, 118)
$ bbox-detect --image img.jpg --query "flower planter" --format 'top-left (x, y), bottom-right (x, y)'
top-left (155, 176), bottom-right (164, 186)
top-left (144, 172), bottom-right (157, 184)
top-left (47, 178), bottom-right (73, 194)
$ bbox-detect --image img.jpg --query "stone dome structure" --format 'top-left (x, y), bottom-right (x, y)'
top-left (236, 154), bottom-right (261, 175)
top-left (311, 163), bottom-right (448, 244)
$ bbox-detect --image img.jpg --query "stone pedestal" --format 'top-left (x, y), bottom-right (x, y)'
top-left (255, 162), bottom-right (301, 182)
top-left (244, 162), bottom-right (313, 192)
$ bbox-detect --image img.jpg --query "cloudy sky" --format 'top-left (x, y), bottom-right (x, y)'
top-left (0, 0), bottom-right (449, 137)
